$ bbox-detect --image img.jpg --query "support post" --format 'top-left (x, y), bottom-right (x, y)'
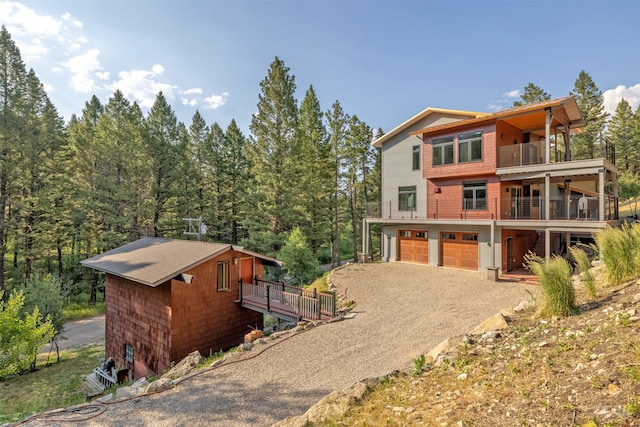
top-left (544, 173), bottom-right (551, 220)
top-left (266, 285), bottom-right (270, 312)
top-left (599, 168), bottom-right (605, 221)
top-left (545, 229), bottom-right (551, 262)
top-left (545, 108), bottom-right (551, 164)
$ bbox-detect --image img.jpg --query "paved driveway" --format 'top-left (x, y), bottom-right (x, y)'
top-left (27, 263), bottom-right (536, 426)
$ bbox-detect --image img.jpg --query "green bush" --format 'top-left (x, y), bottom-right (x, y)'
top-left (525, 253), bottom-right (577, 318)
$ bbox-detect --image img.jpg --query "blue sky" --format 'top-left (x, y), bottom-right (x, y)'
top-left (1, 0), bottom-right (639, 135)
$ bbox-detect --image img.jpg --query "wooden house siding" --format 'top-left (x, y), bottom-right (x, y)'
top-left (170, 250), bottom-right (263, 361)
top-left (105, 275), bottom-right (172, 379)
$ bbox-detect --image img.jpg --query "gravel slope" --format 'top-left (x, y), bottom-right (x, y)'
top-left (24, 263), bottom-right (536, 427)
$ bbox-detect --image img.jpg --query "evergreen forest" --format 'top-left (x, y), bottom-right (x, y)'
top-left (1, 25), bottom-right (640, 303)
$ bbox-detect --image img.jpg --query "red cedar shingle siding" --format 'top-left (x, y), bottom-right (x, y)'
top-left (105, 250), bottom-right (264, 378)
top-left (105, 275), bottom-right (172, 378)
top-left (428, 176), bottom-right (501, 220)
top-left (170, 250), bottom-right (263, 362)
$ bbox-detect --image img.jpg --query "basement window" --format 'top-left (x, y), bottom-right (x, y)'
top-left (124, 343), bottom-right (134, 364)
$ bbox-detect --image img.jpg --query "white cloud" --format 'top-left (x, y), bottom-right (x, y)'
top-left (181, 88), bottom-right (202, 95)
top-left (61, 12), bottom-right (83, 29)
top-left (109, 65), bottom-right (177, 108)
top-left (182, 98), bottom-right (198, 107)
top-left (0, 1), bottom-right (63, 60)
top-left (203, 92), bottom-right (229, 109)
top-left (62, 48), bottom-right (102, 92)
top-left (504, 89), bottom-right (521, 98)
top-left (42, 82), bottom-right (54, 93)
top-left (95, 71), bottom-right (110, 80)
top-left (603, 84), bottom-right (640, 116)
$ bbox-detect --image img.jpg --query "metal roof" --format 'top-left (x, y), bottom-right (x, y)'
top-left (80, 237), bottom-right (281, 287)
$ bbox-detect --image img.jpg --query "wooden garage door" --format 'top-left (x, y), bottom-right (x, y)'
top-left (440, 232), bottom-right (478, 270)
top-left (398, 230), bottom-right (429, 264)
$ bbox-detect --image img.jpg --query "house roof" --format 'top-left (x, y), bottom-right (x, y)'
top-left (80, 237), bottom-right (282, 287)
top-left (371, 107), bottom-right (489, 148)
top-left (410, 96), bottom-right (584, 138)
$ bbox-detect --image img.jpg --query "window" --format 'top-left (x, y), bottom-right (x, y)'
top-left (217, 261), bottom-right (230, 291)
top-left (398, 186), bottom-right (416, 211)
top-left (415, 231), bottom-right (427, 239)
top-left (399, 230), bottom-right (411, 237)
top-left (463, 182), bottom-right (487, 210)
top-left (442, 232), bottom-right (456, 240)
top-left (432, 136), bottom-right (454, 166)
top-left (412, 145), bottom-right (421, 170)
top-left (124, 343), bottom-right (134, 364)
top-left (458, 132), bottom-right (482, 163)
top-left (462, 233), bottom-right (478, 241)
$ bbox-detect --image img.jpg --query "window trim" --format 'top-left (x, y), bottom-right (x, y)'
top-left (432, 136), bottom-right (454, 166)
top-left (217, 260), bottom-right (230, 291)
top-left (398, 186), bottom-right (417, 211)
top-left (412, 145), bottom-right (421, 171)
top-left (458, 131), bottom-right (483, 163)
top-left (462, 181), bottom-right (488, 211)
top-left (124, 343), bottom-right (134, 364)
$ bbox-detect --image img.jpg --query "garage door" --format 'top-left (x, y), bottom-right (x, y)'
top-left (398, 230), bottom-right (429, 264)
top-left (440, 232), bottom-right (478, 270)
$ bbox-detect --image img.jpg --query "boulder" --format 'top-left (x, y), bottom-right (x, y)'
top-left (146, 378), bottom-right (173, 394)
top-left (469, 313), bottom-right (509, 335)
top-left (272, 381), bottom-right (369, 426)
top-left (161, 351), bottom-right (204, 380)
top-left (244, 329), bottom-right (264, 342)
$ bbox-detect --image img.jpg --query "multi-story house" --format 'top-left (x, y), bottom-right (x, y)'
top-left (364, 96), bottom-right (618, 277)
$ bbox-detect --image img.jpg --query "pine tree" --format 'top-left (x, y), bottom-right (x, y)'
top-left (223, 120), bottom-right (251, 244)
top-left (246, 57), bottom-right (300, 254)
top-left (144, 92), bottom-right (180, 237)
top-left (606, 98), bottom-right (636, 172)
top-left (513, 82), bottom-right (551, 107)
top-left (0, 26), bottom-right (29, 292)
top-left (297, 85), bottom-right (331, 255)
top-left (571, 71), bottom-right (608, 160)
top-left (326, 101), bottom-right (348, 267)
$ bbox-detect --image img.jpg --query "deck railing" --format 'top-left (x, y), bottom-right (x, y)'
top-left (240, 278), bottom-right (336, 321)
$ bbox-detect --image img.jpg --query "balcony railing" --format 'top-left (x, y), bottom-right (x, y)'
top-left (497, 138), bottom-right (616, 168)
top-left (367, 195), bottom-right (618, 221)
top-left (498, 141), bottom-right (545, 168)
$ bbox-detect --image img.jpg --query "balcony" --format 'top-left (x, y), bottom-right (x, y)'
top-left (497, 139), bottom-right (616, 169)
top-left (366, 195), bottom-right (618, 222)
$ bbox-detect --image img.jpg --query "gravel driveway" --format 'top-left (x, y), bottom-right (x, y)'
top-left (25, 263), bottom-right (536, 426)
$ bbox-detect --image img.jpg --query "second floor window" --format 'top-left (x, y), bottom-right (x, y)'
top-left (412, 145), bottom-right (420, 170)
top-left (432, 137), bottom-right (454, 166)
top-left (463, 182), bottom-right (487, 210)
top-left (399, 186), bottom-right (416, 211)
top-left (458, 132), bottom-right (482, 163)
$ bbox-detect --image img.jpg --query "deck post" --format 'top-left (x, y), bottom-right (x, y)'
top-left (266, 285), bottom-right (270, 312)
top-left (239, 280), bottom-right (243, 302)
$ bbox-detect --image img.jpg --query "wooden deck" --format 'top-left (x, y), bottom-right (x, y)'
top-left (239, 279), bottom-right (336, 322)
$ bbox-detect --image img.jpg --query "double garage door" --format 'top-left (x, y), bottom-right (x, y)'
top-left (398, 230), bottom-right (479, 270)
top-left (440, 232), bottom-right (479, 270)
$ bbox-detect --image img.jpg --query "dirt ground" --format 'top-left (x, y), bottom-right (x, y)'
top-left (21, 263), bottom-right (536, 427)
top-left (335, 274), bottom-right (640, 426)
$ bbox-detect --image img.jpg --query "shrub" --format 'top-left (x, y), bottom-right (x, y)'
top-left (569, 246), bottom-right (597, 299)
top-left (525, 253), bottom-right (577, 318)
top-left (594, 223), bottom-right (640, 286)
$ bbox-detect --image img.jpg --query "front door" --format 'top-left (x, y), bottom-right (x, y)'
top-left (240, 257), bottom-right (254, 284)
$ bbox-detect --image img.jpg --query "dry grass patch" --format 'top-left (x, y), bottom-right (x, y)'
top-left (326, 281), bottom-right (640, 427)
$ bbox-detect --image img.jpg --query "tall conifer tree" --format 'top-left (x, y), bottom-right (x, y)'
top-left (246, 56), bottom-right (300, 253)
top-left (571, 71), bottom-right (608, 160)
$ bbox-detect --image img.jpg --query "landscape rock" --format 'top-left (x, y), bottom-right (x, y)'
top-left (469, 313), bottom-right (509, 335)
top-left (146, 378), bottom-right (173, 394)
top-left (426, 337), bottom-right (452, 364)
top-left (244, 329), bottom-right (264, 342)
top-left (161, 351), bottom-right (204, 380)
top-left (272, 380), bottom-right (369, 426)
